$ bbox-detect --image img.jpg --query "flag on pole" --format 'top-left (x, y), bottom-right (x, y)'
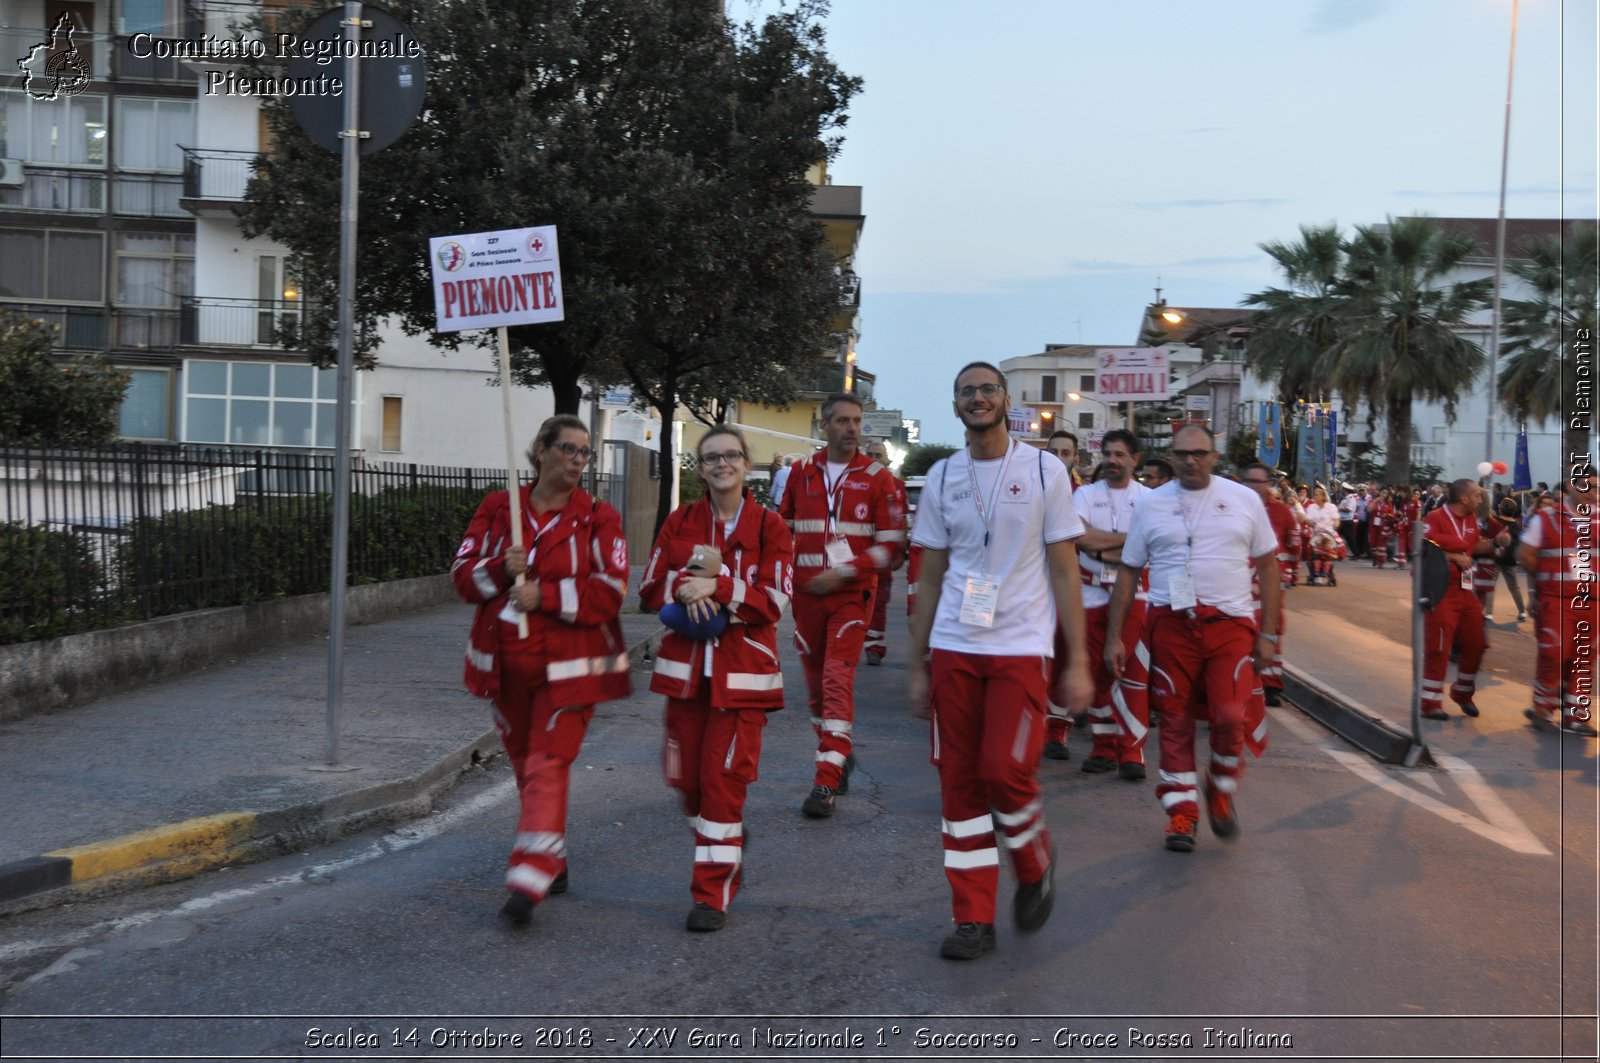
top-left (1297, 406), bottom-right (1326, 482)
top-left (1258, 402), bottom-right (1282, 467)
top-left (1513, 425), bottom-right (1532, 491)
top-left (1326, 409), bottom-right (1339, 482)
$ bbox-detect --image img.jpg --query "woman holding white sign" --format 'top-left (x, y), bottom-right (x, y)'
top-left (451, 415), bottom-right (632, 927)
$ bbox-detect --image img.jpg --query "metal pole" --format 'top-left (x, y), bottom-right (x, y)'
top-left (1483, 0), bottom-right (1520, 467)
top-left (325, 1), bottom-right (363, 768)
top-left (1409, 518), bottom-right (1426, 762)
top-left (497, 326), bottom-right (529, 639)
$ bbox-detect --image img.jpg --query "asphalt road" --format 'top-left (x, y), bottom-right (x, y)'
top-left (1, 577), bottom-right (1595, 1062)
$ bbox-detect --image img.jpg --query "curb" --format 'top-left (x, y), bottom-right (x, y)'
top-left (0, 627), bottom-right (665, 912)
top-left (1282, 663), bottom-right (1431, 766)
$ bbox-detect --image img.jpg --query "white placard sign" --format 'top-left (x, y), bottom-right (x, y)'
top-left (1095, 347), bottom-right (1171, 401)
top-left (429, 226), bottom-right (563, 333)
top-left (861, 410), bottom-right (903, 437)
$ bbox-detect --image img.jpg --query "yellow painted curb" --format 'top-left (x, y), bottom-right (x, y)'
top-left (46, 812), bottom-right (258, 883)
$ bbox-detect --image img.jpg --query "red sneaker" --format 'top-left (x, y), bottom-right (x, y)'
top-left (1164, 813), bottom-right (1197, 852)
top-left (1205, 784), bottom-right (1238, 839)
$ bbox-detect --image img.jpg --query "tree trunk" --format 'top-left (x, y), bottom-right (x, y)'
top-left (1382, 391), bottom-right (1412, 485)
top-left (653, 373), bottom-right (679, 540)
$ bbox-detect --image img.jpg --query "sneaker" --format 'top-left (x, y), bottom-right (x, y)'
top-left (549, 869), bottom-right (568, 895)
top-left (686, 902), bottom-right (726, 932)
top-left (939, 921), bottom-right (996, 960)
top-left (1421, 707), bottom-right (1449, 721)
top-left (1525, 708), bottom-right (1558, 731)
top-left (1562, 718), bottom-right (1600, 737)
top-left (1118, 760), bottom-right (1146, 782)
top-left (1517, 611), bottom-right (1527, 621)
top-left (1457, 700), bottom-right (1480, 718)
top-left (1484, 613), bottom-right (1495, 622)
top-left (1081, 755), bottom-right (1117, 774)
top-left (1164, 813), bottom-right (1197, 852)
top-left (836, 753), bottom-right (857, 795)
top-left (499, 891), bottom-right (535, 927)
top-left (1013, 855), bottom-right (1055, 932)
top-left (1042, 739), bottom-right (1071, 761)
top-left (865, 654), bottom-right (883, 667)
top-left (801, 785), bottom-right (836, 818)
top-left (1264, 689), bottom-right (1282, 707)
top-left (1205, 783), bottom-right (1238, 839)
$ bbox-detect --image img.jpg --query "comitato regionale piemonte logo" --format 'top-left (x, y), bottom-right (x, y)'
top-left (18, 12), bottom-right (91, 101)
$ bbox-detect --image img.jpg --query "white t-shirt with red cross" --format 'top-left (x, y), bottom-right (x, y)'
top-left (1074, 479), bottom-right (1151, 609)
top-left (1120, 475), bottom-right (1278, 619)
top-left (910, 439), bottom-right (1083, 656)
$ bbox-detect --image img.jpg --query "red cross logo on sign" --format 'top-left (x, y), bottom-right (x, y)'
top-left (530, 237), bottom-right (545, 253)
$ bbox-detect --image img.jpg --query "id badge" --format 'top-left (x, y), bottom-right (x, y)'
top-left (1170, 569), bottom-right (1197, 611)
top-left (825, 537), bottom-right (853, 568)
top-left (1459, 567), bottom-right (1473, 591)
top-left (960, 574), bottom-right (998, 628)
top-left (1098, 564), bottom-right (1117, 586)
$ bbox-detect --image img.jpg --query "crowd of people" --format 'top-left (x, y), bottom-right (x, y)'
top-left (448, 374), bottom-right (1595, 962)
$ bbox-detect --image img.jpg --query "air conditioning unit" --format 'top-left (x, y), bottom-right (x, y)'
top-left (0, 159), bottom-right (23, 188)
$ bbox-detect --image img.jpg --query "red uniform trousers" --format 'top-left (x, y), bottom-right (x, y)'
top-left (1533, 589), bottom-right (1599, 725)
top-left (793, 587), bottom-right (874, 788)
top-left (930, 650), bottom-right (1052, 924)
top-left (495, 656), bottom-right (595, 902)
top-left (662, 690), bottom-right (767, 912)
top-left (864, 568), bottom-right (893, 662)
top-left (1421, 584), bottom-right (1486, 714)
top-left (1076, 602), bottom-right (1151, 764)
top-left (1147, 608), bottom-right (1258, 821)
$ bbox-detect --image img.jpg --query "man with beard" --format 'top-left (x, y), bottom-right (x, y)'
top-left (908, 361), bottom-right (1093, 959)
top-left (1107, 425), bottom-right (1280, 852)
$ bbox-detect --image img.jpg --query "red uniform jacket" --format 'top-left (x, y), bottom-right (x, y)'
top-left (1422, 505), bottom-right (1487, 600)
top-left (452, 486), bottom-right (631, 708)
top-left (639, 494), bottom-right (795, 710)
top-left (778, 449), bottom-right (906, 597)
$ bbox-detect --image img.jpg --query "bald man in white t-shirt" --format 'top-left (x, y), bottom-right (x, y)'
top-left (909, 361), bottom-right (1093, 961)
top-left (1107, 425), bottom-right (1280, 854)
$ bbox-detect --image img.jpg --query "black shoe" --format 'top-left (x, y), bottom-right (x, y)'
top-left (499, 891), bottom-right (535, 927)
top-left (801, 785), bottom-right (836, 818)
top-left (1562, 718), bottom-right (1600, 737)
top-left (1118, 761), bottom-right (1146, 781)
top-left (865, 654), bottom-right (883, 666)
top-left (1422, 708), bottom-right (1449, 721)
top-left (835, 753), bottom-right (857, 795)
top-left (1042, 739), bottom-right (1071, 761)
top-left (1264, 689), bottom-right (1282, 707)
top-left (939, 921), bottom-right (996, 960)
top-left (547, 869), bottom-right (568, 895)
top-left (1525, 707), bottom-right (1556, 731)
top-left (686, 902), bottom-right (726, 932)
top-left (1013, 856), bottom-right (1055, 932)
top-left (1457, 700), bottom-right (1480, 718)
top-left (1081, 755), bottom-right (1116, 774)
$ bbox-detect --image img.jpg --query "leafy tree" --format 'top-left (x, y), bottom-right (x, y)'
top-left (0, 312), bottom-right (129, 446)
top-left (900, 444), bottom-right (957, 478)
top-left (239, 0), bottom-right (859, 534)
top-left (1243, 217), bottom-right (1490, 484)
top-left (1497, 224), bottom-right (1598, 461)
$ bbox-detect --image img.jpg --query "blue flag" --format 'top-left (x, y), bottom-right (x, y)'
top-left (1327, 410), bottom-right (1338, 481)
top-left (1258, 402), bottom-right (1282, 467)
top-left (1297, 407), bottom-right (1326, 481)
top-left (1513, 426), bottom-right (1532, 491)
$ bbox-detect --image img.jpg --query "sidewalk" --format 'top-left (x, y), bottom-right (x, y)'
top-left (0, 567), bottom-right (662, 910)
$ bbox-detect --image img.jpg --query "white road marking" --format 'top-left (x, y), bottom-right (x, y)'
top-left (1, 779), bottom-right (515, 968)
top-left (1274, 711), bottom-right (1550, 856)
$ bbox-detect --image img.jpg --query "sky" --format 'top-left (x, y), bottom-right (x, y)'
top-left (742, 0), bottom-right (1599, 447)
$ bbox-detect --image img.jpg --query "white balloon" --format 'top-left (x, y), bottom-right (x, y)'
top-left (1476, 461), bottom-right (1494, 477)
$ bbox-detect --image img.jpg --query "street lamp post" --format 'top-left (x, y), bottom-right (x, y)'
top-left (1484, 0), bottom-right (1520, 469)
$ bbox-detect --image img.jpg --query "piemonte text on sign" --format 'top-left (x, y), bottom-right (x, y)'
top-left (429, 226), bottom-right (563, 333)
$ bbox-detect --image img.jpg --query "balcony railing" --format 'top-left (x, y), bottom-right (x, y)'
top-left (181, 296), bottom-right (308, 349)
top-left (180, 148), bottom-right (255, 208)
top-left (182, 0), bottom-right (294, 45)
top-left (114, 173), bottom-right (186, 218)
top-left (0, 305), bottom-right (181, 351)
top-left (838, 271), bottom-right (861, 308)
top-left (0, 166), bottom-right (107, 214)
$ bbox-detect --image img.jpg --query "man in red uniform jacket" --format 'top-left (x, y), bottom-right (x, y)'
top-left (862, 439), bottom-right (909, 667)
top-left (1242, 463), bottom-right (1299, 706)
top-left (1420, 479), bottom-right (1500, 719)
top-left (1518, 468), bottom-right (1600, 736)
top-left (780, 393), bottom-right (907, 817)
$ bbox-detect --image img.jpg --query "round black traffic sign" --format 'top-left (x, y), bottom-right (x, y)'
top-left (287, 5), bottom-right (426, 155)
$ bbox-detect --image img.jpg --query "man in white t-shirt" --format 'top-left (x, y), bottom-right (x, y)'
top-left (1050, 428), bottom-right (1153, 779)
top-left (1107, 425), bottom-right (1281, 853)
top-left (908, 361), bottom-right (1093, 961)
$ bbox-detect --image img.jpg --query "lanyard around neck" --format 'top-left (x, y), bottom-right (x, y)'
top-left (965, 439), bottom-right (1018, 552)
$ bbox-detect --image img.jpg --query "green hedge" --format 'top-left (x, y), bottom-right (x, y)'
top-left (0, 523), bottom-right (116, 643)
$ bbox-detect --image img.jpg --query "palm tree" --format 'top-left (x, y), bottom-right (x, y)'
top-left (1333, 216), bottom-right (1492, 484)
top-left (1498, 223), bottom-right (1598, 460)
top-left (1241, 223), bottom-right (1348, 405)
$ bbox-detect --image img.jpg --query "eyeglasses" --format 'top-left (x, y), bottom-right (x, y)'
top-left (1170, 448), bottom-right (1212, 461)
top-left (550, 441), bottom-right (593, 463)
top-left (956, 383), bottom-right (1003, 399)
top-left (698, 450), bottom-right (746, 467)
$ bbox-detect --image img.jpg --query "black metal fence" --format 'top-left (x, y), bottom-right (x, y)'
top-left (0, 444), bottom-right (620, 646)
